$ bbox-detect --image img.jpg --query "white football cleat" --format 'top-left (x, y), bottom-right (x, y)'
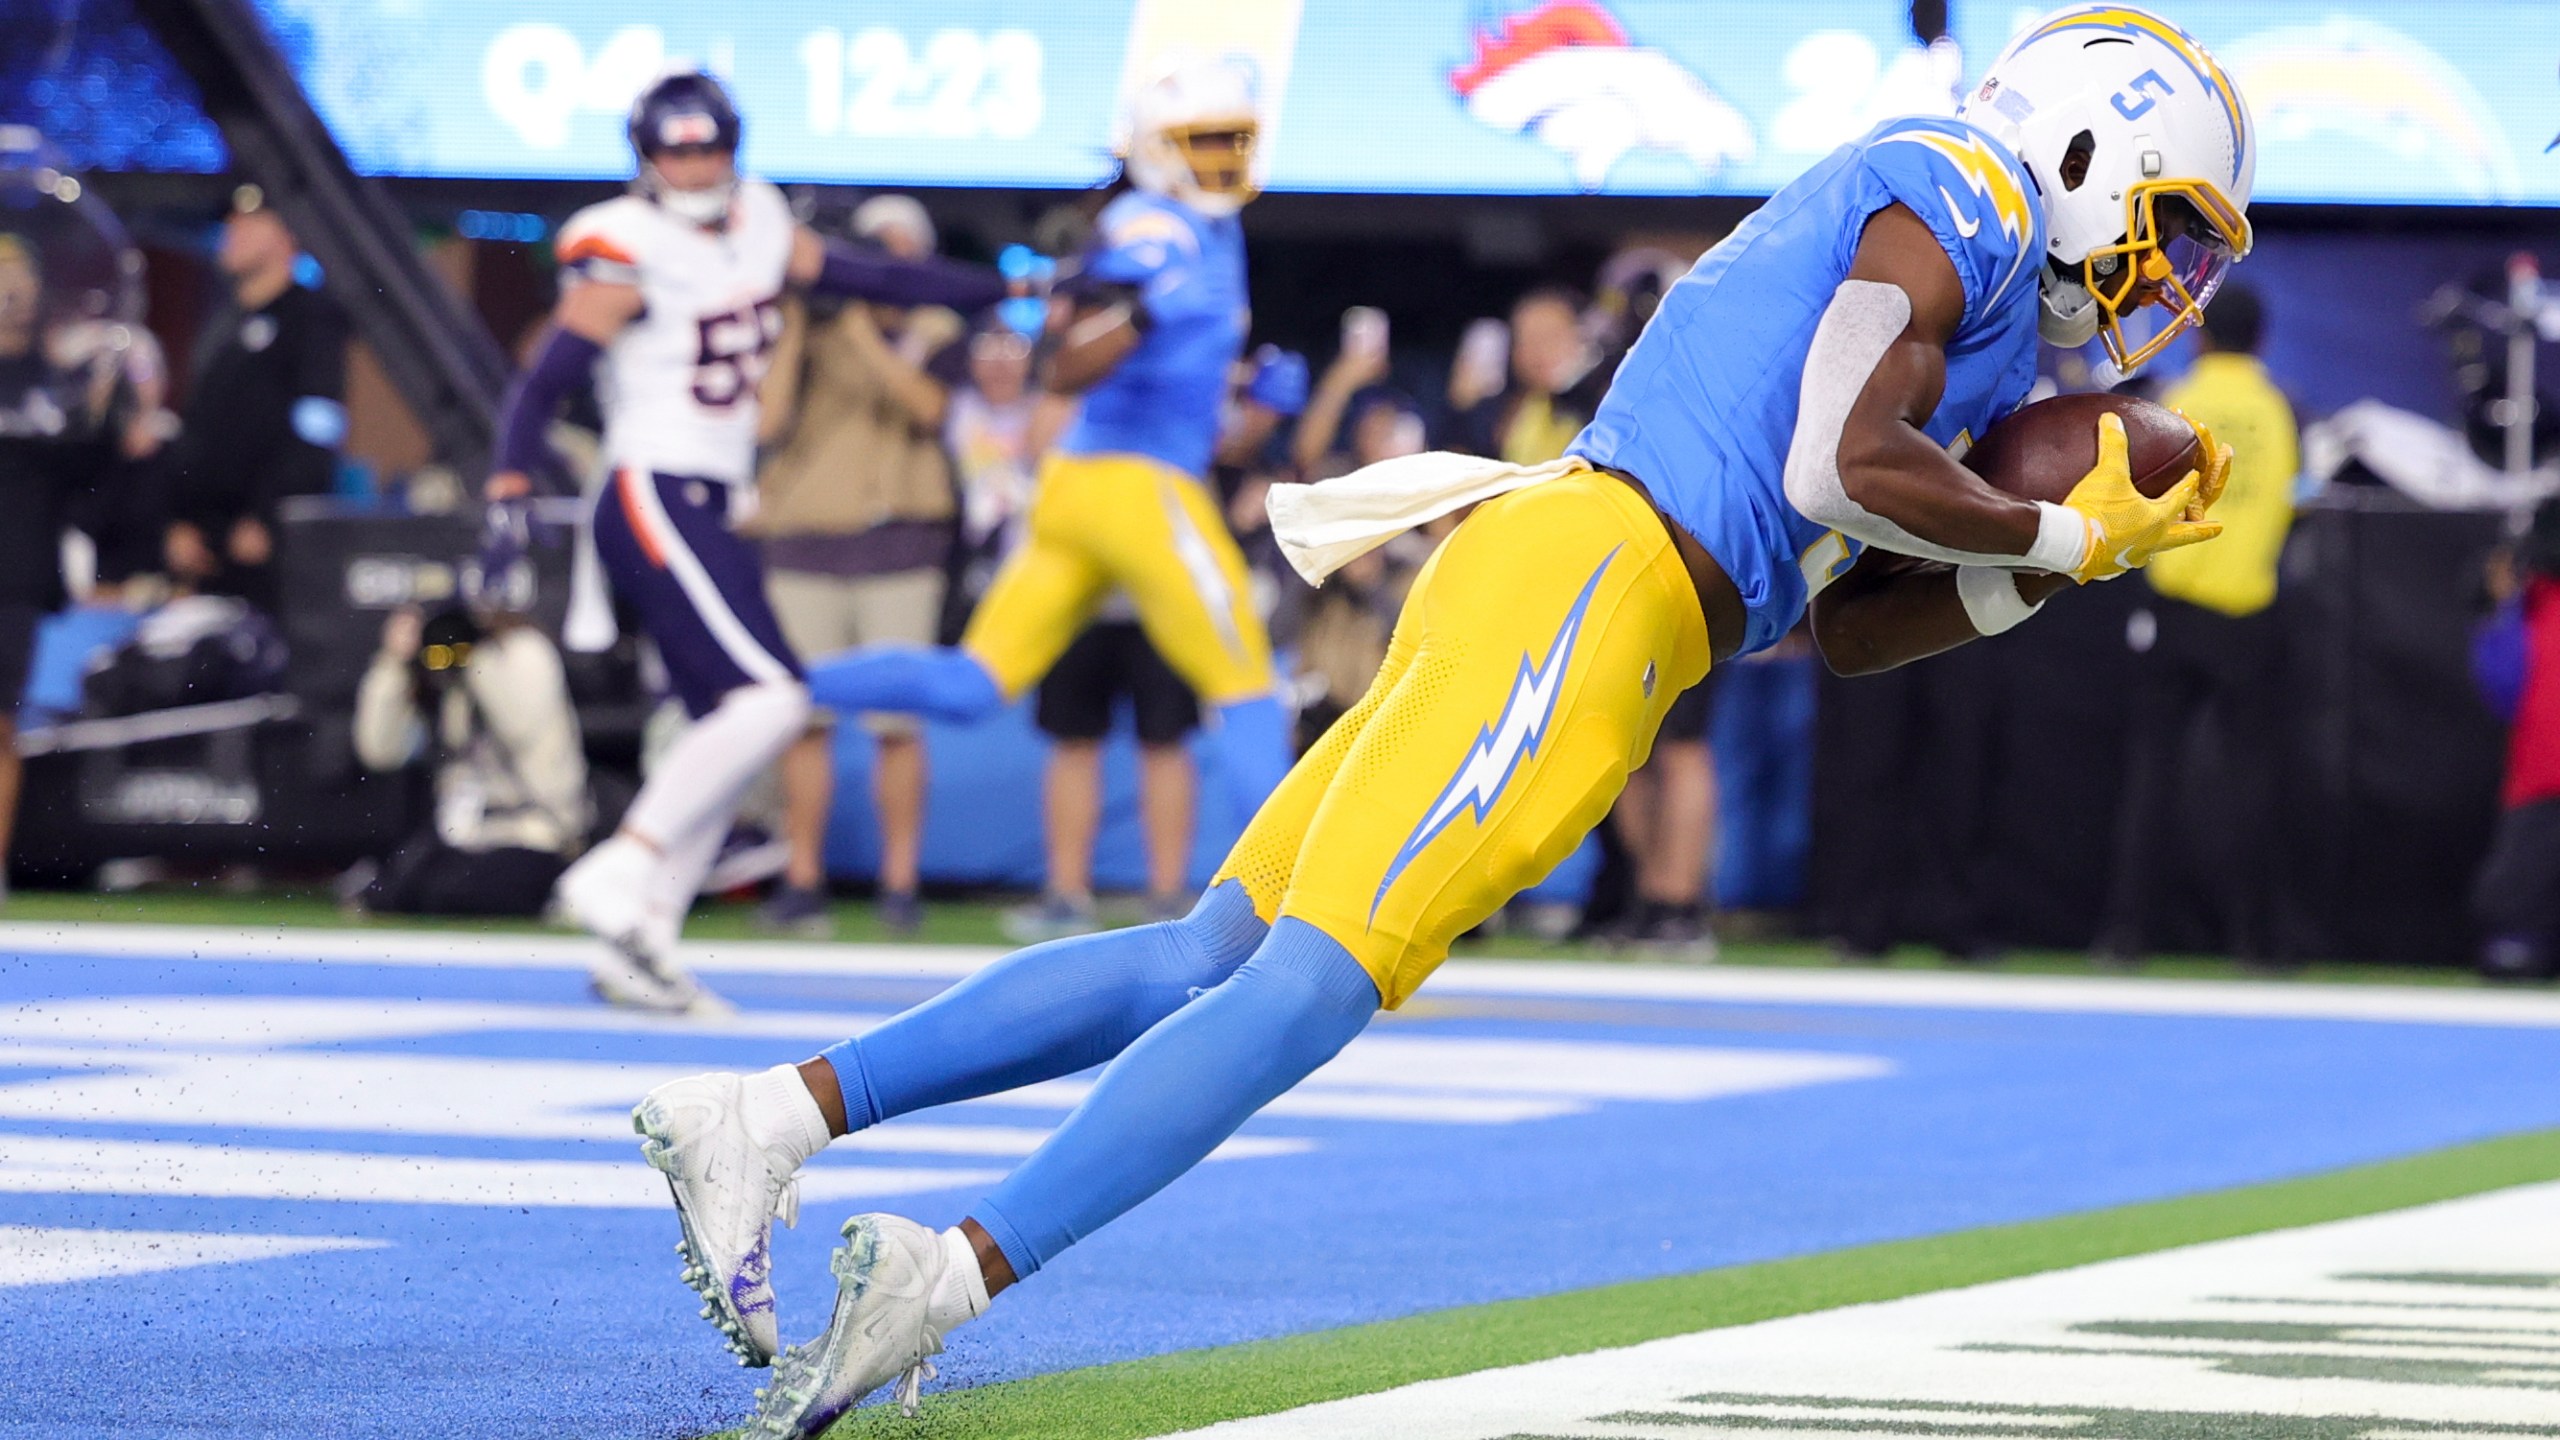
top-left (633, 1073), bottom-right (804, 1366)
top-left (559, 838), bottom-right (729, 1016)
top-left (588, 943), bottom-right (732, 1018)
top-left (743, 1214), bottom-right (948, 1438)
top-left (552, 834), bottom-right (653, 947)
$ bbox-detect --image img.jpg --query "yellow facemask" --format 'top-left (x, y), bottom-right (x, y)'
top-left (2080, 177), bottom-right (2253, 373)
top-left (1167, 122), bottom-right (1260, 207)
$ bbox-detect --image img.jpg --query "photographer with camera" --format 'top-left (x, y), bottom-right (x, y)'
top-left (347, 519), bottom-right (589, 917)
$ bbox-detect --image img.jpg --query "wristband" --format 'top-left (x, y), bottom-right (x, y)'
top-left (1956, 565), bottom-right (2044, 635)
top-left (2023, 500), bottom-right (2093, 574)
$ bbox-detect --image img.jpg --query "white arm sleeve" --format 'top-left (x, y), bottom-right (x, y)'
top-left (1782, 279), bottom-right (2088, 572)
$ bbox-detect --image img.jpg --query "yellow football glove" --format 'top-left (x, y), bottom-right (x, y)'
top-left (2176, 411), bottom-right (2235, 520)
top-left (2060, 413), bottom-right (2222, 584)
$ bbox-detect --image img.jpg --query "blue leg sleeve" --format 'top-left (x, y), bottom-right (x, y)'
top-left (802, 645), bottom-right (1003, 722)
top-left (819, 880), bottom-right (1268, 1130)
top-left (1205, 693), bottom-right (1292, 820)
top-left (972, 919), bottom-right (1378, 1280)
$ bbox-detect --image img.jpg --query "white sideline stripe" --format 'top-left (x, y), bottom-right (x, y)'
top-left (0, 921), bottom-right (999, 977)
top-left (617, 467), bottom-right (793, 684)
top-left (0, 996), bottom-right (891, 1049)
top-left (0, 1135), bottom-right (999, 1209)
top-left (1173, 1180), bottom-right (2560, 1438)
top-left (6, 922), bottom-right (2559, 1027)
top-left (0, 1225), bottom-right (385, 1288)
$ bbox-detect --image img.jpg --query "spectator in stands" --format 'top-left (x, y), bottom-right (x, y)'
top-left (348, 524), bottom-right (589, 917)
top-left (1289, 388), bottom-right (1434, 749)
top-left (1294, 307), bottom-right (1392, 481)
top-left (2471, 499), bottom-right (2560, 980)
top-left (161, 185), bottom-right (348, 613)
top-left (1214, 346), bottom-right (1314, 661)
top-left (1442, 285), bottom-right (1599, 464)
top-left (2094, 285), bottom-right (2299, 968)
top-left (1009, 613), bottom-right (1202, 940)
top-left (750, 195), bottom-right (966, 936)
top-left (0, 229), bottom-right (165, 900)
top-left (66, 322), bottom-right (175, 604)
top-left (0, 233), bottom-right (74, 899)
top-left (943, 319), bottom-right (1070, 630)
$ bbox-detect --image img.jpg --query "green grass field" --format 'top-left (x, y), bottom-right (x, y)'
top-left (776, 1128), bottom-right (2560, 1440)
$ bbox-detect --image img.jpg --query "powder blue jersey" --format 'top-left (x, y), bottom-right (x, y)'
top-left (1568, 116), bottom-right (2047, 656)
top-left (1060, 190), bottom-right (1250, 478)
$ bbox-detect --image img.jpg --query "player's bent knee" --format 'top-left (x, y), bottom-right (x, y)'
top-left (1162, 880), bottom-right (1269, 979)
top-left (730, 677), bottom-right (813, 724)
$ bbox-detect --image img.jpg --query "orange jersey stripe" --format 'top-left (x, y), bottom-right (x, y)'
top-left (558, 233), bottom-right (638, 268)
top-left (616, 470), bottom-right (668, 569)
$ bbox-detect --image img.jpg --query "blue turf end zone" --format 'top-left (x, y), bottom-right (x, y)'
top-left (5, 937), bottom-right (2560, 1437)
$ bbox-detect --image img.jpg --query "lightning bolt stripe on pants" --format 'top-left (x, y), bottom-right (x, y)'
top-left (1369, 547), bottom-right (1621, 922)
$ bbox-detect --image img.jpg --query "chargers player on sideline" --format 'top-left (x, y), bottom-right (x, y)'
top-left (630, 9), bottom-right (2251, 1427)
top-left (790, 57), bottom-right (1294, 823)
top-left (489, 71), bottom-right (1010, 1013)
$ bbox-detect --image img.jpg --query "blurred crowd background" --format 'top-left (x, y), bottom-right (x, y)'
top-left (4, 0), bottom-right (2559, 975)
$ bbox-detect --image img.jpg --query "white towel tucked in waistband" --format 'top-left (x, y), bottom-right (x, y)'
top-left (1264, 452), bottom-right (1589, 584)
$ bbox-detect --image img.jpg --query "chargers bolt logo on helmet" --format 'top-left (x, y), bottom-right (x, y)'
top-left (627, 71), bottom-right (742, 228)
top-left (1123, 57), bottom-right (1265, 219)
top-left (1958, 4), bottom-right (2255, 375)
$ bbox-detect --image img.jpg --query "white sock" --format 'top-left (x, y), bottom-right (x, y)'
top-left (925, 1226), bottom-right (991, 1334)
top-left (738, 1063), bottom-right (831, 1171)
top-left (622, 683), bottom-right (812, 848)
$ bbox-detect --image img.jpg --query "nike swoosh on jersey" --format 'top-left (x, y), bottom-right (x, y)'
top-left (1938, 185), bottom-right (1982, 238)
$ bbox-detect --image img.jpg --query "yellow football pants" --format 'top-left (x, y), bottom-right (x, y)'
top-left (1214, 467), bottom-right (1712, 1007)
top-left (961, 452), bottom-right (1275, 706)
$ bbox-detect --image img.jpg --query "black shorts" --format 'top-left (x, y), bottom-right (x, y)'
top-left (1656, 666), bottom-right (1721, 744)
top-left (0, 602), bottom-right (42, 716)
top-left (1036, 620), bottom-right (1199, 745)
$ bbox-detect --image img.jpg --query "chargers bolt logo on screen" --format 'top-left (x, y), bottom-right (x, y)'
top-left (1449, 0), bottom-right (1754, 191)
top-left (2221, 17), bottom-right (2521, 202)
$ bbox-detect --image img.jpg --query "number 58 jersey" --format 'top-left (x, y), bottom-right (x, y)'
top-left (553, 180), bottom-right (794, 485)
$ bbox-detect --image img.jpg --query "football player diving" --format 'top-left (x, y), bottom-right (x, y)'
top-left (631, 10), bottom-right (2253, 1433)
top-left (488, 71), bottom-right (1014, 1015)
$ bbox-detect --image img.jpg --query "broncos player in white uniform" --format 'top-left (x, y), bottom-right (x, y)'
top-left (488, 72), bottom-right (1008, 1014)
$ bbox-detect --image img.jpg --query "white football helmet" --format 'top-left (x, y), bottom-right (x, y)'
top-left (1959, 5), bottom-right (2254, 373)
top-left (1123, 57), bottom-right (1264, 219)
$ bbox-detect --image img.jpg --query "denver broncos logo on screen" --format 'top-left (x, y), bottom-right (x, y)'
top-left (1448, 1), bottom-right (1754, 191)
top-left (1371, 549), bottom-right (1618, 924)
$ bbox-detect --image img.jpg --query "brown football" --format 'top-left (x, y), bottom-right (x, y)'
top-left (1963, 391), bottom-right (2202, 504)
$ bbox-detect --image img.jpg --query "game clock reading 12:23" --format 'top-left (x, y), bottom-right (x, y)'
top-left (253, 0), bottom-right (2560, 205)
